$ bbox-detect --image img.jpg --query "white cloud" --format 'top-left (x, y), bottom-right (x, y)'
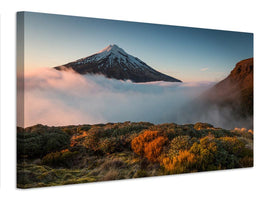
top-left (18, 68), bottom-right (213, 127)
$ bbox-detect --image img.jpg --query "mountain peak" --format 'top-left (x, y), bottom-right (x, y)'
top-left (98, 44), bottom-right (126, 54)
top-left (55, 45), bottom-right (182, 83)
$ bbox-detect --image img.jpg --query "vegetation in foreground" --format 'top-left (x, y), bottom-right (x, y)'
top-left (17, 122), bottom-right (253, 188)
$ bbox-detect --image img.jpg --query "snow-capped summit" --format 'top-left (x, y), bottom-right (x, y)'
top-left (97, 44), bottom-right (125, 54)
top-left (55, 44), bottom-right (182, 83)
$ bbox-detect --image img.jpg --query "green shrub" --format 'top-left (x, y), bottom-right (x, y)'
top-left (42, 149), bottom-right (79, 168)
top-left (168, 136), bottom-right (195, 157)
top-left (17, 131), bottom-right (71, 159)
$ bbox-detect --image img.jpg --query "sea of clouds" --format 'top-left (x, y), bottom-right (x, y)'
top-left (18, 68), bottom-right (217, 128)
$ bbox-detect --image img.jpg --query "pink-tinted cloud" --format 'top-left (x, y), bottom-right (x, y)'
top-left (200, 68), bottom-right (208, 71)
top-left (18, 68), bottom-right (213, 127)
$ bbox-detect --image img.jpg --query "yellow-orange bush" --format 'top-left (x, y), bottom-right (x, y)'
top-left (162, 150), bottom-right (196, 173)
top-left (70, 131), bottom-right (88, 147)
top-left (131, 130), bottom-right (159, 156)
top-left (131, 130), bottom-right (168, 162)
top-left (144, 136), bottom-right (168, 162)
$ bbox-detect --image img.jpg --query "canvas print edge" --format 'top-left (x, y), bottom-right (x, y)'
top-left (16, 11), bottom-right (253, 188)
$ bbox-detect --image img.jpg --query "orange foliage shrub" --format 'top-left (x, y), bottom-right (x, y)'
top-left (131, 130), bottom-right (168, 162)
top-left (144, 136), bottom-right (168, 162)
top-left (162, 150), bottom-right (196, 173)
top-left (70, 131), bottom-right (88, 147)
top-left (131, 131), bottom-right (159, 156)
top-left (60, 149), bottom-right (70, 153)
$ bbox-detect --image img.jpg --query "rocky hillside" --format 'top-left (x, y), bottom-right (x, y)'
top-left (180, 58), bottom-right (253, 129)
top-left (205, 58), bottom-right (253, 117)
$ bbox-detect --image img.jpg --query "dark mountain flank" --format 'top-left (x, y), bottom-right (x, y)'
top-left (180, 58), bottom-right (253, 129)
top-left (55, 44), bottom-right (181, 83)
top-left (205, 58), bottom-right (253, 118)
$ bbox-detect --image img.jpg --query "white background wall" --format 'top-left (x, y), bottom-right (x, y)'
top-left (1, 0), bottom-right (266, 199)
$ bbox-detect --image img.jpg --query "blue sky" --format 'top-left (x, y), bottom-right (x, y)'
top-left (23, 12), bottom-right (253, 82)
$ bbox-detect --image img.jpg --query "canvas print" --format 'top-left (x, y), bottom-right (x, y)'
top-left (17, 12), bottom-right (253, 188)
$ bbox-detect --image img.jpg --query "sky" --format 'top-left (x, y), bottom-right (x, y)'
top-left (23, 11), bottom-right (253, 82)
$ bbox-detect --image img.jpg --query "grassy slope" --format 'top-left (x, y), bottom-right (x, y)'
top-left (17, 122), bottom-right (253, 188)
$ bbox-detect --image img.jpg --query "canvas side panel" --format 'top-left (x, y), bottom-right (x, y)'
top-left (16, 11), bottom-right (25, 188)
